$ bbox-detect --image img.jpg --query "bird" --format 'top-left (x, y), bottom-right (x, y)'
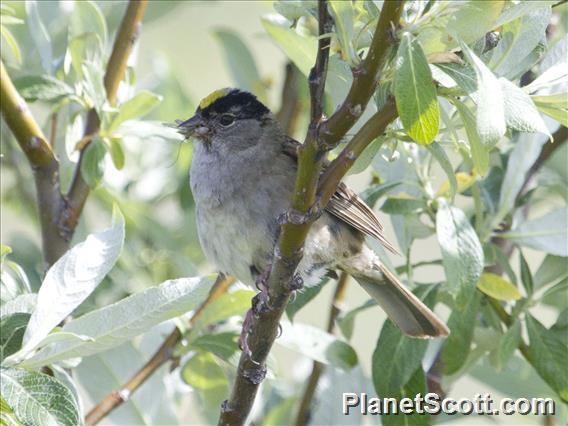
top-left (175, 87), bottom-right (449, 342)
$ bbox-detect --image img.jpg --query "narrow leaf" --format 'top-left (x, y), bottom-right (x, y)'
top-left (525, 315), bottom-right (568, 402)
top-left (436, 199), bottom-right (484, 309)
top-left (500, 78), bottom-right (550, 137)
top-left (13, 75), bottom-right (75, 103)
top-left (453, 101), bottom-right (490, 176)
top-left (108, 91), bottom-right (162, 133)
top-left (460, 41), bottom-right (506, 145)
top-left (395, 33), bottom-right (439, 144)
top-left (20, 276), bottom-right (216, 368)
top-left (442, 290), bottom-right (481, 374)
top-left (0, 313), bottom-right (30, 362)
top-left (519, 251), bottom-right (534, 296)
top-left (427, 142), bottom-right (457, 199)
top-left (494, 320), bottom-right (521, 371)
top-left (18, 207), bottom-right (124, 358)
top-left (477, 273), bottom-right (522, 301)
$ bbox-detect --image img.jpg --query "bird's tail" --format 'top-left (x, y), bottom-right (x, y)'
top-left (350, 261), bottom-right (449, 338)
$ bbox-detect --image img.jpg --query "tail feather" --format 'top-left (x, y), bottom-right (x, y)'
top-left (351, 262), bottom-right (449, 338)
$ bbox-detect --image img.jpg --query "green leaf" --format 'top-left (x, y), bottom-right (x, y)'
top-left (532, 93), bottom-right (568, 126)
top-left (493, 320), bottom-right (521, 372)
top-left (525, 315), bottom-right (568, 402)
top-left (372, 286), bottom-right (438, 396)
top-left (261, 15), bottom-right (316, 76)
top-left (69, 0), bottom-right (108, 47)
top-left (534, 255), bottom-right (568, 288)
top-left (190, 332), bottom-right (239, 361)
top-left (0, 294), bottom-right (37, 319)
top-left (501, 208), bottom-right (568, 256)
top-left (380, 367), bottom-right (431, 426)
top-left (80, 136), bottom-right (107, 188)
top-left (460, 41), bottom-right (506, 145)
top-left (519, 251), bottom-right (534, 296)
top-left (526, 34), bottom-right (567, 94)
top-left (427, 142), bottom-right (457, 200)
top-left (25, 1), bottom-right (52, 73)
top-left (108, 91), bottom-right (163, 133)
top-left (0, 396), bottom-right (24, 426)
top-left (0, 368), bottom-right (80, 426)
top-left (436, 199), bottom-right (484, 309)
top-left (446, 0), bottom-right (504, 45)
top-left (67, 32), bottom-right (103, 78)
top-left (81, 60), bottom-right (106, 110)
top-left (434, 62), bottom-right (477, 94)
top-left (107, 137), bottom-right (125, 170)
top-left (13, 75), bottom-right (75, 103)
top-left (10, 207), bottom-right (124, 362)
top-left (20, 276), bottom-right (216, 368)
top-left (477, 273), bottom-right (521, 301)
top-left (395, 33), bottom-right (439, 144)
top-left (278, 321), bottom-right (358, 370)
top-left (182, 351), bottom-right (228, 391)
top-left (213, 30), bottom-right (267, 103)
top-left (0, 313), bottom-right (30, 362)
top-left (496, 132), bottom-right (549, 226)
top-left (453, 100), bottom-right (489, 176)
top-left (381, 196), bottom-right (427, 215)
top-left (328, 0), bottom-right (358, 65)
top-left (441, 290), bottom-right (481, 374)
top-left (489, 7), bottom-right (550, 79)
top-left (0, 244), bottom-right (12, 258)
top-left (361, 181), bottom-right (402, 207)
top-left (495, 1), bottom-right (555, 27)
top-left (500, 78), bottom-right (550, 137)
top-left (1, 25), bottom-right (22, 65)
top-left (273, 0), bottom-right (316, 21)
top-left (191, 288), bottom-right (254, 333)
top-left (337, 299), bottom-right (376, 341)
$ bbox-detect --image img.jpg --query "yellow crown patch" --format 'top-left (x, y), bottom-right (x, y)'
top-left (199, 88), bottom-right (232, 109)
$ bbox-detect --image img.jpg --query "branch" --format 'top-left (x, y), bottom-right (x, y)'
top-left (319, 0), bottom-right (404, 150)
top-left (295, 272), bottom-right (349, 426)
top-left (85, 274), bottom-right (235, 426)
top-left (63, 0), bottom-right (148, 237)
top-left (219, 2), bottom-right (404, 425)
top-left (1, 60), bottom-right (68, 266)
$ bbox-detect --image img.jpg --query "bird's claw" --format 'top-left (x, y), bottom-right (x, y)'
top-left (277, 198), bottom-right (323, 226)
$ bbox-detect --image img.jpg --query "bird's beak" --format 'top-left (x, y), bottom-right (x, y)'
top-left (175, 114), bottom-right (210, 139)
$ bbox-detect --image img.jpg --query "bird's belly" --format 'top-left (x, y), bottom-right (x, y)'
top-left (195, 199), bottom-right (275, 285)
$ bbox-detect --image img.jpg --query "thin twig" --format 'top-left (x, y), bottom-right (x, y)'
top-left (49, 113), bottom-right (58, 148)
top-left (85, 274), bottom-right (235, 426)
top-left (1, 60), bottom-right (68, 266)
top-left (64, 0), bottom-right (148, 237)
top-left (276, 62), bottom-right (302, 135)
top-left (218, 2), bottom-right (404, 425)
top-left (295, 272), bottom-right (349, 426)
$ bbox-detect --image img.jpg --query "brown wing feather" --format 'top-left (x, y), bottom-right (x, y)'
top-left (281, 137), bottom-right (399, 254)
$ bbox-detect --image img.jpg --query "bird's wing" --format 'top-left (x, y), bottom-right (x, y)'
top-left (281, 137), bottom-right (398, 254)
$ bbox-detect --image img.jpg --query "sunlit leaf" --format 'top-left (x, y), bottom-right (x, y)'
top-left (108, 90), bottom-right (162, 133)
top-left (477, 273), bottom-right (522, 301)
top-left (328, 0), bottom-right (358, 65)
top-left (25, 1), bottom-right (52, 73)
top-left (453, 100), bottom-right (490, 176)
top-left (395, 33), bottom-right (439, 144)
top-left (447, 0), bottom-right (504, 45)
top-left (13, 75), bottom-right (75, 103)
top-left (500, 78), bottom-right (550, 137)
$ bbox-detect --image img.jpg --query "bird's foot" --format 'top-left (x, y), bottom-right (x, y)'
top-left (277, 198), bottom-right (323, 226)
top-left (286, 273), bottom-right (304, 292)
top-left (253, 265), bottom-right (273, 314)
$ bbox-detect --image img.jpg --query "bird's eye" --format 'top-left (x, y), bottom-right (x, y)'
top-left (219, 114), bottom-right (235, 127)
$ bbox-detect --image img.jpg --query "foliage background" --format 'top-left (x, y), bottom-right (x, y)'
top-left (1, 1), bottom-right (567, 425)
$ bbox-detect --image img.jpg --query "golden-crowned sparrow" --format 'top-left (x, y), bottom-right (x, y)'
top-left (176, 88), bottom-right (449, 339)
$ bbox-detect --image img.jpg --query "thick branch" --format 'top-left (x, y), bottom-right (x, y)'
top-left (295, 272), bottom-right (349, 426)
top-left (64, 0), bottom-right (148, 236)
top-left (1, 60), bottom-right (69, 266)
top-left (319, 0), bottom-right (404, 150)
top-left (85, 274), bottom-right (235, 426)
